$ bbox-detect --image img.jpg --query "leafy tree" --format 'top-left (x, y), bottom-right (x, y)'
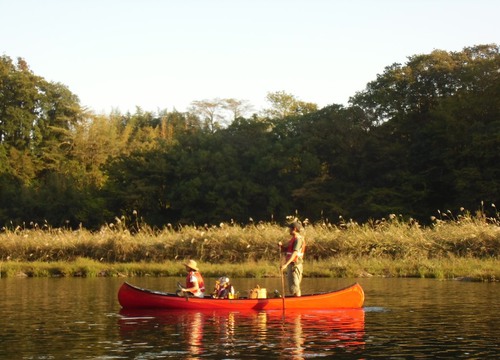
top-left (189, 98), bottom-right (224, 132)
top-left (0, 56), bottom-right (41, 151)
top-left (351, 44), bottom-right (500, 125)
top-left (36, 81), bottom-right (83, 171)
top-left (0, 56), bottom-right (83, 181)
top-left (221, 98), bottom-right (254, 121)
top-left (277, 105), bottom-right (374, 220)
top-left (264, 90), bottom-right (318, 119)
top-left (221, 117), bottom-right (290, 220)
top-left (350, 44), bottom-right (500, 219)
top-left (103, 147), bottom-right (173, 226)
top-left (2, 46), bottom-right (499, 229)
top-left (156, 109), bottom-right (201, 144)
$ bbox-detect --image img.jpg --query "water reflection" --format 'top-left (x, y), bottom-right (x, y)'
top-left (2, 278), bottom-right (497, 358)
top-left (118, 308), bottom-right (365, 358)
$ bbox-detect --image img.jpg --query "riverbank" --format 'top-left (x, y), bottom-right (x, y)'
top-left (1, 210), bottom-right (498, 281)
top-left (0, 256), bottom-right (498, 281)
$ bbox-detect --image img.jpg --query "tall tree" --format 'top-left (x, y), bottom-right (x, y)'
top-left (0, 56), bottom-right (41, 151)
top-left (0, 56), bottom-right (83, 179)
top-left (189, 98), bottom-right (224, 132)
top-left (264, 90), bottom-right (318, 119)
top-left (350, 44), bottom-right (500, 218)
top-left (221, 98), bottom-right (254, 121)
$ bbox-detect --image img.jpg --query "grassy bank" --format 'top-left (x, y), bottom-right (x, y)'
top-left (1, 256), bottom-right (498, 282)
top-left (1, 209), bottom-right (498, 281)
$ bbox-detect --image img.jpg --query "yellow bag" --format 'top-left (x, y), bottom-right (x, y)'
top-left (249, 285), bottom-right (267, 299)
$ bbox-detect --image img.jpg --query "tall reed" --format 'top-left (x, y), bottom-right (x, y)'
top-left (1, 207), bottom-right (498, 280)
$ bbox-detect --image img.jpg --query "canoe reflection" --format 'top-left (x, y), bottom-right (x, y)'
top-left (118, 308), bottom-right (365, 356)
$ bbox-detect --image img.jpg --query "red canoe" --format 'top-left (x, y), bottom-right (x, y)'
top-left (118, 282), bottom-right (364, 310)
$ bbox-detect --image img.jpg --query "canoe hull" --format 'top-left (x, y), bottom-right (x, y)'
top-left (118, 282), bottom-right (364, 310)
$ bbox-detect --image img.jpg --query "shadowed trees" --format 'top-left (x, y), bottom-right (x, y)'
top-left (1, 45), bottom-right (499, 229)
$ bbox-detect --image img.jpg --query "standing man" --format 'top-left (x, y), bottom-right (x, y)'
top-left (280, 221), bottom-right (306, 297)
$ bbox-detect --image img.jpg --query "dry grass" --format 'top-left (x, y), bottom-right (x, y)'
top-left (0, 207), bottom-right (498, 280)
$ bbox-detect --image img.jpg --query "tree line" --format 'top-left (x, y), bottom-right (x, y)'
top-left (0, 44), bottom-right (498, 230)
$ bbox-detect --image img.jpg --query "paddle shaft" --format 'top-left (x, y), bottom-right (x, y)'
top-left (279, 243), bottom-right (286, 312)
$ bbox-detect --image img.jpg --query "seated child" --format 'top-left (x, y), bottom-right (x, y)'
top-left (212, 276), bottom-right (235, 299)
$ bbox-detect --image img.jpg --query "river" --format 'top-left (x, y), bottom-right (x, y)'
top-left (0, 277), bottom-right (498, 359)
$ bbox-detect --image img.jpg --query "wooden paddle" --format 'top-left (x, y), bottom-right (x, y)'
top-left (278, 242), bottom-right (286, 315)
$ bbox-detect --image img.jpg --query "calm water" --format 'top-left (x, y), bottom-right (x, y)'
top-left (0, 277), bottom-right (498, 359)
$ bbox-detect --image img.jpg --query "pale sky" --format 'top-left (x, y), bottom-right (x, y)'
top-left (1, 0), bottom-right (498, 114)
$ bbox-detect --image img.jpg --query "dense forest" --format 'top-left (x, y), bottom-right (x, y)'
top-left (0, 44), bottom-right (499, 230)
